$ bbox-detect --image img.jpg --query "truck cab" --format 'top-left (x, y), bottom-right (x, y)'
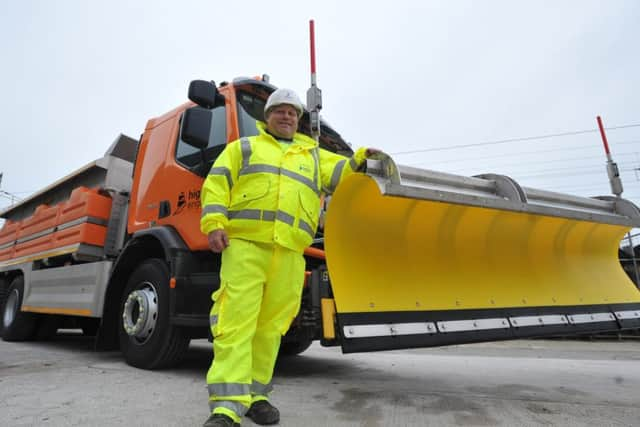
top-left (129, 77), bottom-right (352, 252)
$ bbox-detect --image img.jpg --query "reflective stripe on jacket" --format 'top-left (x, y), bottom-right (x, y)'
top-left (200, 121), bottom-right (367, 252)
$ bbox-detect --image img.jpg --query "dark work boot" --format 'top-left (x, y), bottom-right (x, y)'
top-left (203, 413), bottom-right (240, 427)
top-left (245, 400), bottom-right (280, 425)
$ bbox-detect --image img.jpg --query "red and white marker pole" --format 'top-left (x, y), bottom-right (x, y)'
top-left (307, 19), bottom-right (322, 141)
top-left (597, 115), bottom-right (623, 197)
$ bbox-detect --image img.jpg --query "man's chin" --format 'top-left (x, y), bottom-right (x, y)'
top-left (275, 128), bottom-right (294, 138)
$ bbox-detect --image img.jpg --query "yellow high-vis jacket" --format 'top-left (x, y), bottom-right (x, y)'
top-left (200, 122), bottom-right (368, 252)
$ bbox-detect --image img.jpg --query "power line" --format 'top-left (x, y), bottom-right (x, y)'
top-left (442, 158), bottom-right (639, 175)
top-left (444, 159), bottom-right (640, 175)
top-left (453, 162), bottom-right (637, 174)
top-left (495, 166), bottom-right (639, 180)
top-left (413, 146), bottom-right (640, 169)
top-left (391, 123), bottom-right (640, 156)
top-left (0, 172), bottom-right (23, 205)
top-left (0, 190), bottom-right (22, 203)
top-left (404, 140), bottom-right (640, 169)
top-left (0, 179), bottom-right (22, 206)
top-left (544, 180), bottom-right (640, 191)
top-left (519, 169), bottom-right (640, 184)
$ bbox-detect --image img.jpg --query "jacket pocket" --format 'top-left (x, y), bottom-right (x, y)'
top-left (229, 178), bottom-right (270, 208)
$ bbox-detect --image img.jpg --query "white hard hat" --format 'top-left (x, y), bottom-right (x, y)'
top-left (264, 88), bottom-right (304, 118)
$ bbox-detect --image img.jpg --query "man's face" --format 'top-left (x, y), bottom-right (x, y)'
top-left (266, 104), bottom-right (299, 139)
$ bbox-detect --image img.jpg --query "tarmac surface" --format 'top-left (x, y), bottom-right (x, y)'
top-left (1, 335), bottom-right (639, 426)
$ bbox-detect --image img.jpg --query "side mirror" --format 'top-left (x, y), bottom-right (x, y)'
top-left (182, 107), bottom-right (211, 149)
top-left (188, 80), bottom-right (225, 109)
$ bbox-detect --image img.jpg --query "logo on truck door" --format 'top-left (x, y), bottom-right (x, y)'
top-left (173, 189), bottom-right (201, 215)
top-left (174, 192), bottom-right (187, 215)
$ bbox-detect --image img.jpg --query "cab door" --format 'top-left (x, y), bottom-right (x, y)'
top-left (155, 103), bottom-right (230, 250)
top-left (128, 95), bottom-right (233, 251)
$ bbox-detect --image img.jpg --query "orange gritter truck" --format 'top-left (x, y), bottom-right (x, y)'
top-left (1, 77), bottom-right (639, 369)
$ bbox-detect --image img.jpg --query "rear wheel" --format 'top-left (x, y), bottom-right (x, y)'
top-left (118, 259), bottom-right (189, 369)
top-left (0, 277), bottom-right (8, 322)
top-left (1, 276), bottom-right (38, 341)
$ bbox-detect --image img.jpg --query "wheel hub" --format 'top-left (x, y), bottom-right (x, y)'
top-left (122, 282), bottom-right (158, 343)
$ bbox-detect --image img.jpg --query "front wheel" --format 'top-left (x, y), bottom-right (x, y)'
top-left (1, 276), bottom-right (38, 341)
top-left (118, 259), bottom-right (189, 369)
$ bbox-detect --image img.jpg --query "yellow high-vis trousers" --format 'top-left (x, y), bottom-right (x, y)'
top-left (206, 238), bottom-right (305, 422)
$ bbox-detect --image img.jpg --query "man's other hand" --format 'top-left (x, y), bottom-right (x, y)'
top-left (365, 148), bottom-right (382, 157)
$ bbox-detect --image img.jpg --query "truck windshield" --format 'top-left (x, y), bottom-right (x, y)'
top-left (235, 87), bottom-right (353, 156)
top-left (236, 90), bottom-right (265, 139)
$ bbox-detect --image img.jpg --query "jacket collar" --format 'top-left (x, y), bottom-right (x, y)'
top-left (256, 121), bottom-right (318, 150)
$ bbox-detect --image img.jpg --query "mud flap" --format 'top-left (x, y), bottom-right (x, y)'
top-left (325, 155), bottom-right (640, 353)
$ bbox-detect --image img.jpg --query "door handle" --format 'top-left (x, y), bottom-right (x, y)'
top-left (159, 200), bottom-right (171, 218)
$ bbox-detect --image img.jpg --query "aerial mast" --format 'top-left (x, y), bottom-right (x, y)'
top-left (598, 115), bottom-right (639, 285)
top-left (307, 19), bottom-right (322, 141)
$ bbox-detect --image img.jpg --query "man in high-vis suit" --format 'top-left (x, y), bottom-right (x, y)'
top-left (201, 88), bottom-right (376, 427)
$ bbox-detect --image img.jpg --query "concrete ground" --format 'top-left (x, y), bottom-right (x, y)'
top-left (0, 335), bottom-right (639, 426)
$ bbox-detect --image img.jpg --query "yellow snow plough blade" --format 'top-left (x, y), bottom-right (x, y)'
top-left (325, 155), bottom-right (640, 353)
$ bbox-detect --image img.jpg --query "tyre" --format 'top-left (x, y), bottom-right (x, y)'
top-left (1, 276), bottom-right (38, 341)
top-left (0, 277), bottom-right (9, 326)
top-left (279, 338), bottom-right (313, 356)
top-left (0, 276), bottom-right (8, 330)
top-left (118, 259), bottom-right (189, 369)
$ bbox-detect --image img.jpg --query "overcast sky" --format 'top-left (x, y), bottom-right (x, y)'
top-left (1, 1), bottom-right (639, 225)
